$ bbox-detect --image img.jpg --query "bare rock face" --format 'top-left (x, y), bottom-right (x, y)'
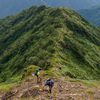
top-left (21, 87), bottom-right (39, 98)
top-left (1, 90), bottom-right (17, 100)
top-left (1, 75), bottom-right (100, 100)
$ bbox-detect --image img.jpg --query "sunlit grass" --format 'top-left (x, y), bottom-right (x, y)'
top-left (0, 83), bottom-right (14, 91)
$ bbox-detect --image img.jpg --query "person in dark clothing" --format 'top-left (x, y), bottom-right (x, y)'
top-left (40, 78), bottom-right (54, 93)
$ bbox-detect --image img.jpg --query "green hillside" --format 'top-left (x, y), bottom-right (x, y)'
top-left (0, 5), bottom-right (100, 83)
top-left (77, 6), bottom-right (100, 26)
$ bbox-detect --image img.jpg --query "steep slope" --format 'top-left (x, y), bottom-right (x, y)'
top-left (0, 5), bottom-right (100, 83)
top-left (1, 65), bottom-right (100, 100)
top-left (77, 6), bottom-right (100, 26)
top-left (1, 0), bottom-right (100, 18)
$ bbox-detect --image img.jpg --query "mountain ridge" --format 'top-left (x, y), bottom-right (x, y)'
top-left (1, 0), bottom-right (100, 18)
top-left (0, 5), bottom-right (100, 84)
top-left (77, 6), bottom-right (100, 26)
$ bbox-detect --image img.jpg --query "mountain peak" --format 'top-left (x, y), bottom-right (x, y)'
top-left (36, 4), bottom-right (47, 12)
top-left (0, 6), bottom-right (100, 85)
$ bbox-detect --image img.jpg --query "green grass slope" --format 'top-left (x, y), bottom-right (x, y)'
top-left (0, 5), bottom-right (100, 83)
top-left (77, 6), bottom-right (100, 26)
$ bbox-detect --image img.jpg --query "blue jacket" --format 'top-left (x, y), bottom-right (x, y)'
top-left (45, 81), bottom-right (54, 86)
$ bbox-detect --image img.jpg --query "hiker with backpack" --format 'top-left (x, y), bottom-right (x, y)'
top-left (40, 78), bottom-right (54, 93)
top-left (34, 68), bottom-right (42, 83)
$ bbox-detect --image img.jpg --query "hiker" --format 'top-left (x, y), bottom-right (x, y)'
top-left (34, 68), bottom-right (42, 83)
top-left (40, 78), bottom-right (54, 93)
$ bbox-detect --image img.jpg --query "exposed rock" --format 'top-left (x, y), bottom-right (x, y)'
top-left (1, 74), bottom-right (100, 100)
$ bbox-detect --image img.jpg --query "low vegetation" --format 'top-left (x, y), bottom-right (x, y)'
top-left (0, 5), bottom-right (100, 85)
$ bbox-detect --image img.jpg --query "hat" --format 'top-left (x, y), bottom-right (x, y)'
top-left (47, 78), bottom-right (51, 82)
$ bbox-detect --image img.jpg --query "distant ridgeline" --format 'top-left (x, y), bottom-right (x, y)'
top-left (77, 6), bottom-right (100, 26)
top-left (0, 5), bottom-right (100, 83)
top-left (1, 0), bottom-right (100, 18)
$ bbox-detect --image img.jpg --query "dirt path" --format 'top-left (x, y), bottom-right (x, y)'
top-left (1, 76), bottom-right (100, 100)
top-left (0, 95), bottom-right (3, 100)
top-left (54, 8), bottom-right (67, 66)
top-left (0, 91), bottom-right (5, 100)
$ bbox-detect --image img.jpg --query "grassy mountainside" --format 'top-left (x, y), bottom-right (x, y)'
top-left (0, 5), bottom-right (100, 83)
top-left (77, 6), bottom-right (100, 26)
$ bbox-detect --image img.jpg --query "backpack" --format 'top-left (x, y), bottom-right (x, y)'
top-left (34, 69), bottom-right (39, 76)
top-left (47, 80), bottom-right (51, 86)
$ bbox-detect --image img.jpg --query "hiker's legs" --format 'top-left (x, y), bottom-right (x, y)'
top-left (37, 75), bottom-right (38, 83)
top-left (49, 85), bottom-right (52, 93)
top-left (37, 76), bottom-right (42, 83)
top-left (39, 77), bottom-right (42, 83)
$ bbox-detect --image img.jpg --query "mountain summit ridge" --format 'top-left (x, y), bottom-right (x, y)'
top-left (0, 5), bottom-right (100, 83)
